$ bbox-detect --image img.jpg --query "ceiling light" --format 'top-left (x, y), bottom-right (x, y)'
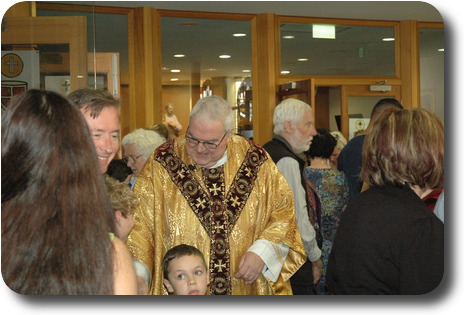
top-left (242, 70), bottom-right (251, 73)
top-left (382, 38), bottom-right (395, 41)
top-left (313, 24), bottom-right (335, 39)
top-left (233, 33), bottom-right (246, 37)
top-left (219, 55), bottom-right (231, 59)
top-left (170, 78), bottom-right (179, 81)
top-left (438, 48), bottom-right (444, 52)
top-left (282, 35), bottom-right (295, 39)
top-left (174, 54), bottom-right (185, 58)
top-left (281, 70), bottom-right (290, 74)
top-left (171, 69), bottom-right (180, 73)
top-left (298, 58), bottom-right (308, 62)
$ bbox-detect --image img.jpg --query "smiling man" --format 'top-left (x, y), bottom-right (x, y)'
top-left (127, 95), bottom-right (306, 295)
top-left (68, 88), bottom-right (120, 173)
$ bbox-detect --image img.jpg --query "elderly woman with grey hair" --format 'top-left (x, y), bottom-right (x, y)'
top-left (121, 128), bottom-right (166, 189)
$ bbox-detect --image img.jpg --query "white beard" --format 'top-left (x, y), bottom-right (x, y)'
top-left (291, 129), bottom-right (312, 154)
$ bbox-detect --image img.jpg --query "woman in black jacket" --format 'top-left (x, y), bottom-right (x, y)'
top-left (327, 108), bottom-right (444, 295)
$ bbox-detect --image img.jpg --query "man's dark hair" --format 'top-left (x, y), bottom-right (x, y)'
top-left (371, 98), bottom-right (403, 120)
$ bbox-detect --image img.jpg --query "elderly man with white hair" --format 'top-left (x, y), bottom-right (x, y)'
top-left (263, 98), bottom-right (322, 295)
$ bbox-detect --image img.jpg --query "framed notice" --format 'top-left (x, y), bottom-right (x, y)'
top-left (1, 50), bottom-right (40, 110)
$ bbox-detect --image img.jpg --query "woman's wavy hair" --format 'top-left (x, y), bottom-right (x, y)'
top-left (1, 89), bottom-right (115, 294)
top-left (121, 128), bottom-right (165, 159)
top-left (361, 108), bottom-right (444, 190)
top-left (104, 175), bottom-right (139, 218)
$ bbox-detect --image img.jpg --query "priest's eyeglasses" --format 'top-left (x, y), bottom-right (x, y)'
top-left (186, 129), bottom-right (230, 150)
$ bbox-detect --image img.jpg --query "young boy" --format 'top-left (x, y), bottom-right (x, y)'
top-left (162, 244), bottom-right (210, 295)
top-left (104, 175), bottom-right (150, 294)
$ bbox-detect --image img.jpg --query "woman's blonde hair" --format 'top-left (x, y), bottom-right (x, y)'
top-left (104, 175), bottom-right (139, 218)
top-left (361, 108), bottom-right (444, 190)
top-left (330, 131), bottom-right (347, 151)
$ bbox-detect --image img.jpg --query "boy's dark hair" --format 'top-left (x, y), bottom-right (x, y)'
top-left (307, 128), bottom-right (337, 159)
top-left (162, 244), bottom-right (207, 279)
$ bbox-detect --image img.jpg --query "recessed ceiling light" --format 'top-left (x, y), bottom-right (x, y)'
top-left (281, 70), bottom-right (290, 74)
top-left (219, 55), bottom-right (231, 59)
top-left (298, 58), bottom-right (308, 62)
top-left (242, 70), bottom-right (251, 73)
top-left (174, 54), bottom-right (185, 58)
top-left (438, 48), bottom-right (444, 52)
top-left (233, 33), bottom-right (247, 37)
top-left (170, 78), bottom-right (179, 81)
top-left (171, 69), bottom-right (180, 73)
top-left (382, 38), bottom-right (395, 41)
top-left (282, 35), bottom-right (295, 39)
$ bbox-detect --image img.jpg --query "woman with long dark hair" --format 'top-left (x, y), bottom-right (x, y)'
top-left (1, 89), bottom-right (137, 294)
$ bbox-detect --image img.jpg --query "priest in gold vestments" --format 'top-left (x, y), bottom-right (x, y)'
top-left (126, 96), bottom-right (306, 295)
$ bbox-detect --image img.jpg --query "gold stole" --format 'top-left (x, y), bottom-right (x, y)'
top-left (156, 141), bottom-right (267, 295)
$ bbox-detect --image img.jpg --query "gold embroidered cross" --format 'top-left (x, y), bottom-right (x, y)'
top-left (213, 222), bottom-right (224, 233)
top-left (195, 197), bottom-right (207, 209)
top-left (214, 259), bottom-right (227, 272)
top-left (230, 196), bottom-right (241, 207)
top-left (244, 167), bottom-right (252, 177)
top-left (210, 183), bottom-right (221, 196)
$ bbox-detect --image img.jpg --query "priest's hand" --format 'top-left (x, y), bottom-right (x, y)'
top-left (234, 251), bottom-right (264, 284)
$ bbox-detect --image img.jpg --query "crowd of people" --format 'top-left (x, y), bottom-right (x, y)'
top-left (1, 88), bottom-right (444, 295)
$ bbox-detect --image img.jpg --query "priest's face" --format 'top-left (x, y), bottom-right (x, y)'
top-left (185, 117), bottom-right (231, 169)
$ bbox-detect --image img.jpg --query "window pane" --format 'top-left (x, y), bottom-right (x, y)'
top-left (37, 9), bottom-right (128, 94)
top-left (161, 17), bottom-right (252, 136)
top-left (280, 22), bottom-right (396, 76)
top-left (420, 27), bottom-right (444, 120)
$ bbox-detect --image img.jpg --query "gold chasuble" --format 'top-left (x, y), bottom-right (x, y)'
top-left (126, 135), bottom-right (306, 295)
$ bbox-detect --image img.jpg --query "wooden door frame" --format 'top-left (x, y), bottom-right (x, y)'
top-left (340, 84), bottom-right (402, 139)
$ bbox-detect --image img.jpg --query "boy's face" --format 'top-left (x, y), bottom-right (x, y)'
top-left (163, 254), bottom-right (209, 295)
